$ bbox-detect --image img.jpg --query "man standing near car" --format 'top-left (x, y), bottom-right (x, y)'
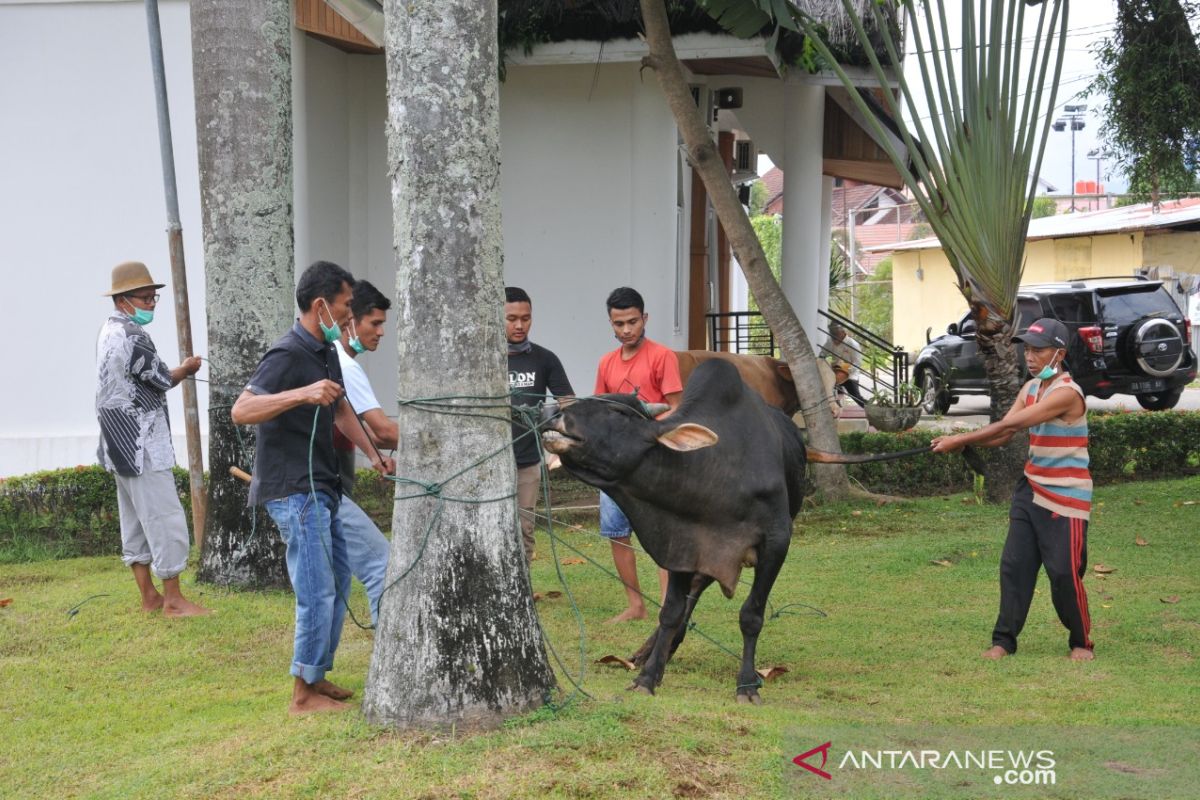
top-left (505, 287), bottom-right (575, 565)
top-left (932, 318), bottom-right (1095, 661)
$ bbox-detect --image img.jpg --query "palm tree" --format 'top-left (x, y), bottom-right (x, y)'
top-left (363, 0), bottom-right (556, 730)
top-left (704, 0), bottom-right (1068, 500)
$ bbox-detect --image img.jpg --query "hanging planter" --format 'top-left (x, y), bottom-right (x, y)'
top-left (864, 382), bottom-right (924, 432)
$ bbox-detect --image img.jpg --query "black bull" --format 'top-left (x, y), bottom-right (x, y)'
top-left (542, 359), bottom-right (928, 703)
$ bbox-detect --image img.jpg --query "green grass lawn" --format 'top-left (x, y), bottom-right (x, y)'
top-left (1, 478), bottom-right (1197, 799)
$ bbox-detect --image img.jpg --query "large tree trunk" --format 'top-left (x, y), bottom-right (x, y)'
top-left (639, 0), bottom-right (850, 497)
top-left (973, 314), bottom-right (1029, 503)
top-left (363, 0), bottom-right (556, 730)
top-left (192, 0), bottom-right (293, 588)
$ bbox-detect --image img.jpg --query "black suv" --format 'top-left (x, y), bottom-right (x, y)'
top-left (915, 278), bottom-right (1196, 412)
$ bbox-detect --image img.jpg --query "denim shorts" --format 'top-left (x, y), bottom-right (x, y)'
top-left (599, 492), bottom-right (632, 539)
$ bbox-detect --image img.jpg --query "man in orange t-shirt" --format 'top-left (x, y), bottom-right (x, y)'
top-left (594, 287), bottom-right (683, 623)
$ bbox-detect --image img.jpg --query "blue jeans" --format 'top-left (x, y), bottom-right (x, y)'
top-left (265, 492), bottom-right (349, 684)
top-left (339, 494), bottom-right (390, 625)
top-left (599, 492), bottom-right (633, 539)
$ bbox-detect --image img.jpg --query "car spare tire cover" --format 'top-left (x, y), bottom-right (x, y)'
top-left (1129, 317), bottom-right (1184, 377)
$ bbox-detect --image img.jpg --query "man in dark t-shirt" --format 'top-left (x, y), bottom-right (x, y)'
top-left (505, 286), bottom-right (575, 564)
top-left (231, 261), bottom-right (394, 715)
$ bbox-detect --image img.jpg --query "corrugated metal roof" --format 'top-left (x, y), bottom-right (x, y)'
top-left (868, 197), bottom-right (1200, 253)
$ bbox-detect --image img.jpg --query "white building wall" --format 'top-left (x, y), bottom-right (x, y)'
top-left (0, 0), bottom-right (205, 476)
top-left (2, 12), bottom-right (688, 476)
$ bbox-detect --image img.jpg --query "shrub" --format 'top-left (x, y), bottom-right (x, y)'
top-left (0, 465), bottom-right (192, 563)
top-left (2, 410), bottom-right (1196, 562)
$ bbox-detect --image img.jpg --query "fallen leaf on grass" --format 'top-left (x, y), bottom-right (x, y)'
top-left (1101, 604), bottom-right (1112, 609)
top-left (851, 510), bottom-right (862, 517)
top-left (1183, 501), bottom-right (1197, 506)
top-left (1093, 564), bottom-right (1116, 575)
top-left (930, 559), bottom-right (953, 567)
top-left (1135, 536), bottom-right (1149, 547)
top-left (0, 598), bottom-right (11, 608)
top-left (756, 665), bottom-right (789, 681)
top-left (596, 655), bottom-right (636, 670)
top-left (1133, 499), bottom-right (1145, 506)
top-left (542, 590), bottom-right (562, 599)
top-left (1160, 596), bottom-right (1180, 604)
top-left (560, 558), bottom-right (585, 566)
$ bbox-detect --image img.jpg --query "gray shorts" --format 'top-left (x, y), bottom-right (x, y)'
top-left (115, 469), bottom-right (190, 579)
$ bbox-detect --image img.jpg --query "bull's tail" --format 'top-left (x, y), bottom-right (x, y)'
top-left (806, 445), bottom-right (932, 464)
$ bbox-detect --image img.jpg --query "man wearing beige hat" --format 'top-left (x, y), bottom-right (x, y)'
top-left (96, 261), bottom-right (209, 617)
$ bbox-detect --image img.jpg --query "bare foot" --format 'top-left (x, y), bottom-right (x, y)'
top-left (163, 598), bottom-right (212, 617)
top-left (289, 693), bottom-right (351, 715)
top-left (981, 645), bottom-right (1009, 660)
top-left (604, 606), bottom-right (647, 625)
top-left (1069, 647), bottom-right (1095, 661)
top-left (140, 595), bottom-right (164, 612)
top-left (314, 679), bottom-right (353, 700)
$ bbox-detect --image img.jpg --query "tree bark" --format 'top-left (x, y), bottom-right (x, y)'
top-left (974, 313), bottom-right (1029, 503)
top-left (192, 0), bottom-right (294, 588)
top-left (638, 0), bottom-right (850, 497)
top-left (363, 0), bottom-right (556, 730)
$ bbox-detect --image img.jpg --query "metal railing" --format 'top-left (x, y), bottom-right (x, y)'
top-left (705, 309), bottom-right (911, 404)
top-left (817, 308), bottom-right (909, 403)
top-left (707, 311), bottom-right (776, 355)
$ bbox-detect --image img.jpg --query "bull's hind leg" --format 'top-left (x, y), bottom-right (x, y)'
top-left (630, 574), bottom-right (715, 671)
top-left (629, 571), bottom-right (695, 695)
top-left (735, 535), bottom-right (789, 705)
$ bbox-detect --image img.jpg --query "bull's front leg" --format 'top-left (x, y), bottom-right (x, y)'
top-left (629, 571), bottom-right (694, 695)
top-left (630, 574), bottom-right (714, 669)
top-left (736, 536), bottom-right (788, 705)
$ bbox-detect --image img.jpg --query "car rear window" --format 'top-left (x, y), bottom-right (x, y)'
top-left (1096, 286), bottom-right (1180, 323)
top-left (1047, 293), bottom-right (1096, 323)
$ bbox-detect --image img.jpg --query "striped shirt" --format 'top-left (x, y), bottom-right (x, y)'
top-left (1023, 373), bottom-right (1092, 520)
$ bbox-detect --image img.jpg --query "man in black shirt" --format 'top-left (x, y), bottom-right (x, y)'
top-left (232, 261), bottom-right (394, 715)
top-left (505, 287), bottom-right (575, 563)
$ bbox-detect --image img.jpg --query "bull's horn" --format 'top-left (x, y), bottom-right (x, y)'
top-left (641, 402), bottom-right (670, 418)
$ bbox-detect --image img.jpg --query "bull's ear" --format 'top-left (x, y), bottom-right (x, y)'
top-left (657, 423), bottom-right (718, 452)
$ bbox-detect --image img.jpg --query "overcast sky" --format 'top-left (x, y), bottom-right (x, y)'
top-left (899, 1), bottom-right (1124, 194)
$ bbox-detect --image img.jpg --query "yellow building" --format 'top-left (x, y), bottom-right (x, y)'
top-left (882, 199), bottom-right (1200, 354)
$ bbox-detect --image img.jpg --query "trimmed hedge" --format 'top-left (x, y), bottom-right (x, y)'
top-left (0, 465), bottom-right (192, 562)
top-left (2, 410), bottom-right (1196, 561)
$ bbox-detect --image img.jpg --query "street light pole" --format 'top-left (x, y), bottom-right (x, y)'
top-left (1087, 148), bottom-right (1104, 211)
top-left (1052, 105), bottom-right (1087, 212)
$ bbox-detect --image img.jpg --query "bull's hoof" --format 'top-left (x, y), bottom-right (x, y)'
top-left (626, 682), bottom-right (655, 696)
top-left (735, 691), bottom-right (764, 705)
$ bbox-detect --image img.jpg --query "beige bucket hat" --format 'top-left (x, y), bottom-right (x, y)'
top-left (103, 261), bottom-right (165, 297)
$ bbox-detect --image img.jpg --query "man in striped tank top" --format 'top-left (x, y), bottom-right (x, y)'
top-left (932, 318), bottom-right (1094, 661)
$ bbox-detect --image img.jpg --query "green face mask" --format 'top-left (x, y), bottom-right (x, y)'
top-left (347, 319), bottom-right (366, 353)
top-left (122, 298), bottom-right (154, 326)
top-left (316, 300), bottom-right (341, 344)
top-left (1036, 352), bottom-right (1062, 381)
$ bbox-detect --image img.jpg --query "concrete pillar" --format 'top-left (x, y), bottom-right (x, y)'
top-left (780, 83), bottom-right (825, 342)
top-left (816, 175), bottom-right (834, 326)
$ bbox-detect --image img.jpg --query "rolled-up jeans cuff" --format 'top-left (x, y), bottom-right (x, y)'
top-left (152, 561), bottom-right (187, 580)
top-left (122, 555), bottom-right (153, 568)
top-left (291, 661), bottom-right (327, 685)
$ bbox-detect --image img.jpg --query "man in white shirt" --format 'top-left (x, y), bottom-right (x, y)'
top-left (334, 280), bottom-right (399, 624)
top-left (822, 322), bottom-right (868, 406)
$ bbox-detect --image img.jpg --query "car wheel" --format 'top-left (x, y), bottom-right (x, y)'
top-left (919, 369), bottom-right (951, 414)
top-left (1136, 387), bottom-right (1184, 411)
